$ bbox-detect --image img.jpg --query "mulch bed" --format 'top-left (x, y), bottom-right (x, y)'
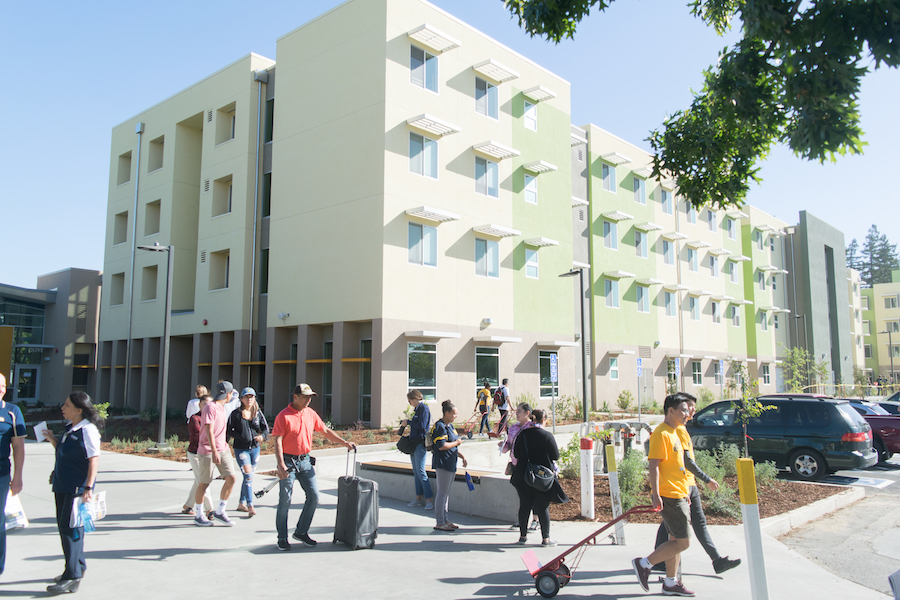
top-left (549, 475), bottom-right (843, 525)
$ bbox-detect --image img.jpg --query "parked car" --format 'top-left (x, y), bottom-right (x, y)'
top-left (835, 398), bottom-right (900, 462)
top-left (845, 399), bottom-right (892, 416)
top-left (687, 395), bottom-right (877, 481)
top-left (878, 392), bottom-right (900, 414)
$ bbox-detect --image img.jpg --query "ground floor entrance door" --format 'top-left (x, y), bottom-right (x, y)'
top-left (13, 364), bottom-right (40, 403)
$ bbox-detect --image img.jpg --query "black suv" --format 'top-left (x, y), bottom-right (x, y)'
top-left (686, 394), bottom-right (877, 480)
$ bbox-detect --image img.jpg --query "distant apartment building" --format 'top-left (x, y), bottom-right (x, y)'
top-left (861, 270), bottom-right (900, 382)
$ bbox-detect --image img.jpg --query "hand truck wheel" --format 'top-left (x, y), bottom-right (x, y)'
top-left (467, 431), bottom-right (473, 439)
top-left (535, 572), bottom-right (560, 598)
top-left (554, 564), bottom-right (571, 586)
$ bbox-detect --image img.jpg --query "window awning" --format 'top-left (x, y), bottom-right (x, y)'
top-left (406, 114), bottom-right (461, 137)
top-left (688, 289), bottom-right (713, 297)
top-left (524, 237), bottom-right (559, 248)
top-left (708, 248), bottom-right (732, 256)
top-left (604, 270), bottom-right (637, 280)
top-left (757, 265), bottom-right (778, 272)
top-left (704, 355), bottom-right (718, 360)
top-left (755, 224), bottom-right (776, 233)
top-left (661, 231), bottom-right (688, 241)
top-left (570, 132), bottom-right (588, 146)
top-left (729, 255), bottom-right (752, 262)
top-left (665, 351), bottom-right (684, 358)
top-left (740, 299), bottom-right (754, 305)
top-left (634, 221), bottom-right (662, 232)
top-left (661, 178), bottom-right (676, 190)
top-left (473, 59), bottom-right (519, 83)
top-left (407, 24), bottom-right (461, 53)
top-left (538, 340), bottom-right (580, 349)
top-left (711, 295), bottom-right (734, 302)
top-left (663, 284), bottom-right (691, 292)
top-left (608, 349), bottom-right (636, 355)
top-left (523, 160), bottom-right (558, 174)
top-left (773, 269), bottom-right (789, 275)
top-left (686, 240), bottom-right (711, 249)
top-left (473, 140), bottom-right (520, 160)
top-left (601, 210), bottom-right (634, 222)
top-left (404, 330), bottom-right (461, 340)
top-left (522, 85), bottom-right (557, 102)
top-left (600, 152), bottom-right (631, 166)
top-left (473, 335), bottom-right (522, 344)
top-left (633, 166), bottom-right (653, 179)
top-left (727, 210), bottom-right (749, 219)
top-left (405, 206), bottom-right (461, 223)
top-left (571, 196), bottom-right (588, 207)
top-left (473, 224), bottom-right (520, 238)
top-left (572, 261), bottom-right (590, 269)
top-left (637, 278), bottom-right (665, 286)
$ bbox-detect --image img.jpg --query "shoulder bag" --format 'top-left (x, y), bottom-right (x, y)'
top-left (522, 430), bottom-right (555, 492)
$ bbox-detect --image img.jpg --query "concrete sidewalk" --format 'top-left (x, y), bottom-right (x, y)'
top-left (3, 441), bottom-right (887, 599)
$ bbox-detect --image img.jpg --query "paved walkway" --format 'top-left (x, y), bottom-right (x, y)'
top-left (3, 441), bottom-right (887, 599)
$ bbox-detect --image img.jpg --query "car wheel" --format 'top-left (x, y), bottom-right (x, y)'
top-left (874, 437), bottom-right (888, 464)
top-left (789, 449), bottom-right (827, 481)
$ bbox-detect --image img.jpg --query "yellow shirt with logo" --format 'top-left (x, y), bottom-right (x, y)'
top-left (648, 422), bottom-right (690, 499)
top-left (476, 388), bottom-right (492, 411)
top-left (677, 425), bottom-right (696, 488)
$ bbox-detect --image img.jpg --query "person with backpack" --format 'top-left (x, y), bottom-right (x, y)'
top-left (400, 390), bottom-right (434, 510)
top-left (474, 380), bottom-right (493, 435)
top-left (432, 400), bottom-right (467, 531)
top-left (493, 378), bottom-right (511, 434)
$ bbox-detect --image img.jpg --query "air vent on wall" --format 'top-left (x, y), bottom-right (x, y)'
top-left (207, 110), bottom-right (213, 122)
top-left (579, 209), bottom-right (585, 222)
top-left (204, 179), bottom-right (210, 193)
top-left (577, 148), bottom-right (584, 162)
top-left (585, 342), bottom-right (590, 356)
top-left (200, 251), bottom-right (207, 263)
top-left (639, 346), bottom-right (652, 359)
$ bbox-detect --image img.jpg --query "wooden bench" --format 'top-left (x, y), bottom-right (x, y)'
top-left (359, 460), bottom-right (497, 485)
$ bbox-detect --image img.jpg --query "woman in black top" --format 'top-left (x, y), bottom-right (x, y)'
top-left (227, 387), bottom-right (269, 517)
top-left (511, 421), bottom-right (563, 547)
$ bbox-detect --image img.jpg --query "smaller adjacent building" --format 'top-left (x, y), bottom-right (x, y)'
top-left (0, 269), bottom-right (101, 405)
top-left (861, 270), bottom-right (900, 382)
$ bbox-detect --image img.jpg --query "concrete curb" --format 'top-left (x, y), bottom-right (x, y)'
top-left (761, 485), bottom-right (865, 537)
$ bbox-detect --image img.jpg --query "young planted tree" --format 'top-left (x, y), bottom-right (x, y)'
top-left (729, 363), bottom-right (767, 458)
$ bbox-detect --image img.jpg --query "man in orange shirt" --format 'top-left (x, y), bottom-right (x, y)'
top-left (632, 394), bottom-right (695, 597)
top-left (273, 383), bottom-right (356, 552)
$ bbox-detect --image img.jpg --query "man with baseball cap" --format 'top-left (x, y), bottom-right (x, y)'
top-left (272, 383), bottom-right (357, 551)
top-left (193, 381), bottom-right (240, 526)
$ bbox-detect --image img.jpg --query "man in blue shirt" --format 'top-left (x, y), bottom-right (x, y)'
top-left (0, 372), bottom-right (26, 576)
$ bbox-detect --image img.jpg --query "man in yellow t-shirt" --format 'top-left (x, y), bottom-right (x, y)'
top-left (474, 381), bottom-right (493, 435)
top-left (652, 393), bottom-right (741, 576)
top-left (632, 394), bottom-right (695, 597)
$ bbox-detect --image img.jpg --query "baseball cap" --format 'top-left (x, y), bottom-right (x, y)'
top-left (297, 383), bottom-right (318, 396)
top-left (214, 381), bottom-right (233, 401)
top-left (241, 387), bottom-right (257, 397)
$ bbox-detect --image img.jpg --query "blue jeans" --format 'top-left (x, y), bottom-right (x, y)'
top-left (276, 456), bottom-right (319, 542)
top-left (235, 447), bottom-right (260, 507)
top-left (0, 475), bottom-right (8, 574)
top-left (410, 444), bottom-right (433, 499)
top-left (478, 411), bottom-right (490, 433)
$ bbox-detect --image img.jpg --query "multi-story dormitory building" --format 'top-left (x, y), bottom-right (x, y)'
top-left (861, 270), bottom-right (900, 383)
top-left (96, 0), bottom-right (859, 425)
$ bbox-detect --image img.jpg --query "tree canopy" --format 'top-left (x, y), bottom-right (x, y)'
top-left (848, 225), bottom-right (900, 285)
top-left (505, 0), bottom-right (900, 210)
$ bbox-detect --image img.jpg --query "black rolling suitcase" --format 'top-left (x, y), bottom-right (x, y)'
top-left (333, 448), bottom-right (379, 549)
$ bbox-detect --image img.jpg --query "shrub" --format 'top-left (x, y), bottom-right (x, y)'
top-left (616, 390), bottom-right (634, 412)
top-left (617, 450), bottom-right (647, 511)
top-left (95, 402), bottom-right (110, 420)
top-left (643, 399), bottom-right (660, 415)
top-left (341, 430), bottom-right (353, 442)
top-left (599, 400), bottom-right (611, 415)
top-left (718, 444), bottom-right (741, 478)
top-left (755, 460), bottom-right (779, 487)
top-left (385, 425), bottom-right (394, 437)
top-left (364, 430), bottom-right (376, 443)
top-left (704, 484), bottom-right (741, 518)
top-left (558, 434), bottom-right (581, 478)
top-left (696, 387), bottom-right (716, 411)
top-left (352, 420), bottom-right (366, 432)
top-left (313, 437), bottom-right (325, 447)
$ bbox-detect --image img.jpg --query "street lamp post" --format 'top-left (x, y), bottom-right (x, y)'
top-left (137, 242), bottom-right (174, 449)
top-left (560, 267), bottom-right (590, 422)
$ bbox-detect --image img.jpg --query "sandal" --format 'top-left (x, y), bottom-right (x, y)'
top-left (236, 504), bottom-right (249, 513)
top-left (528, 520), bottom-right (540, 531)
top-left (446, 522), bottom-right (459, 529)
top-left (181, 506), bottom-right (195, 515)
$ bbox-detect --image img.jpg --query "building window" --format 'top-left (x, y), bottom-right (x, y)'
top-left (602, 163), bottom-right (617, 192)
top-left (760, 311), bottom-right (768, 331)
top-left (713, 361), bottom-right (722, 385)
top-left (892, 345), bottom-right (900, 359)
top-left (707, 209), bottom-right (717, 232)
top-left (686, 201), bottom-right (696, 224)
top-left (410, 45), bottom-right (438, 92)
top-left (887, 320), bottom-right (900, 333)
top-left (475, 77), bottom-right (498, 119)
top-left (863, 320), bottom-right (870, 335)
top-left (772, 275), bottom-right (778, 291)
top-left (605, 279), bottom-right (619, 308)
top-left (110, 272), bottom-right (125, 306)
top-left (408, 342), bottom-right (436, 400)
top-left (524, 174), bottom-right (538, 204)
top-left (731, 305), bottom-right (741, 327)
top-left (758, 271), bottom-right (766, 291)
top-left (729, 261), bottom-right (738, 283)
top-left (603, 221), bottom-right (618, 250)
top-left (215, 103), bottom-right (236, 145)
top-left (762, 364), bottom-right (771, 385)
top-left (756, 231), bottom-right (764, 250)
top-left (770, 237), bottom-right (776, 252)
top-left (264, 99), bottom-right (275, 143)
top-left (726, 217), bottom-right (735, 239)
top-left (212, 176), bottom-right (233, 217)
top-left (633, 177), bottom-right (646, 204)
top-left (539, 351), bottom-right (558, 396)
top-left (610, 356), bottom-right (619, 380)
top-left (885, 296), bottom-right (899, 309)
top-left (477, 346), bottom-right (500, 394)
top-left (663, 240), bottom-right (674, 265)
top-left (667, 359), bottom-right (678, 387)
top-left (113, 211), bottom-right (128, 245)
top-left (862, 296), bottom-right (869, 310)
top-left (358, 340), bottom-right (372, 422)
top-left (637, 286), bottom-right (649, 313)
top-left (690, 296), bottom-right (699, 321)
top-left (475, 238), bottom-right (499, 278)
top-left (525, 249), bottom-right (539, 279)
top-left (712, 301), bottom-right (721, 323)
top-left (710, 255), bottom-right (719, 278)
top-left (688, 248), bottom-right (697, 272)
top-left (262, 173), bottom-right (272, 217)
top-left (117, 151), bottom-right (132, 186)
top-left (774, 314), bottom-right (780, 329)
top-left (661, 189), bottom-right (673, 215)
top-left (408, 223), bottom-right (437, 267)
top-left (409, 132), bottom-right (438, 178)
top-left (144, 200), bottom-right (161, 237)
top-left (209, 249), bottom-right (230, 290)
top-left (865, 344), bottom-right (872, 358)
top-left (692, 361), bottom-right (702, 386)
top-left (665, 291), bottom-right (676, 317)
top-left (475, 156), bottom-right (499, 197)
top-left (635, 231), bottom-right (647, 258)
top-left (523, 100), bottom-right (537, 131)
top-left (141, 265), bottom-right (158, 302)
top-left (259, 248), bottom-right (269, 294)
top-left (148, 136), bottom-right (164, 172)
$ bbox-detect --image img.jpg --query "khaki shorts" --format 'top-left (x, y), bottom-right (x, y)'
top-left (197, 451), bottom-right (238, 485)
top-left (660, 496), bottom-right (691, 540)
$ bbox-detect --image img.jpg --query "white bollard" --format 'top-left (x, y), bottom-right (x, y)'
top-left (580, 437), bottom-right (594, 520)
top-left (738, 458), bottom-right (769, 600)
top-left (606, 444), bottom-right (625, 545)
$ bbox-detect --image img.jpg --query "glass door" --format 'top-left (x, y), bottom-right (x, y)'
top-left (13, 364), bottom-right (40, 403)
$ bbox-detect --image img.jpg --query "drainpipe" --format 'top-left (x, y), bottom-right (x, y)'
top-left (124, 122), bottom-right (143, 407)
top-left (247, 70), bottom-right (267, 385)
top-left (675, 198), bottom-right (684, 390)
top-left (585, 132), bottom-right (597, 410)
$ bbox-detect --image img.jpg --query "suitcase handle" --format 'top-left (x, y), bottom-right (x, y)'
top-left (346, 446), bottom-right (357, 478)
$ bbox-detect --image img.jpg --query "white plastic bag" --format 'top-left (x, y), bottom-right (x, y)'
top-left (4, 492), bottom-right (28, 531)
top-left (70, 491), bottom-right (107, 529)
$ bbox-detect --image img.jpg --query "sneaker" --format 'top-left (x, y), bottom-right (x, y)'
top-left (713, 556), bottom-right (741, 574)
top-left (424, 502), bottom-right (434, 511)
top-left (517, 536), bottom-right (528, 545)
top-left (541, 539), bottom-right (558, 547)
top-left (276, 539), bottom-right (292, 552)
top-left (632, 558), bottom-right (651, 592)
top-left (407, 499), bottom-right (424, 507)
top-left (194, 515), bottom-right (213, 527)
top-left (528, 520), bottom-right (540, 531)
top-left (292, 533), bottom-right (317, 547)
top-left (210, 510), bottom-right (234, 526)
top-left (662, 580), bottom-right (696, 597)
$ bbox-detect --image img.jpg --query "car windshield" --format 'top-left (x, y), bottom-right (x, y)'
top-left (865, 403), bottom-right (891, 415)
top-left (695, 402), bottom-right (736, 427)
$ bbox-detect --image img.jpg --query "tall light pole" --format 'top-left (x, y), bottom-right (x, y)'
top-left (881, 329), bottom-right (896, 387)
top-left (560, 267), bottom-right (590, 422)
top-left (137, 242), bottom-right (174, 449)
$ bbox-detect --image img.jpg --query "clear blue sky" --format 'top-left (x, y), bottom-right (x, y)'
top-left (2, 0), bottom-right (895, 288)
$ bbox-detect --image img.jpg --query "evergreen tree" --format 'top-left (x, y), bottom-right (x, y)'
top-left (846, 238), bottom-right (861, 272)
top-left (859, 225), bottom-right (900, 286)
